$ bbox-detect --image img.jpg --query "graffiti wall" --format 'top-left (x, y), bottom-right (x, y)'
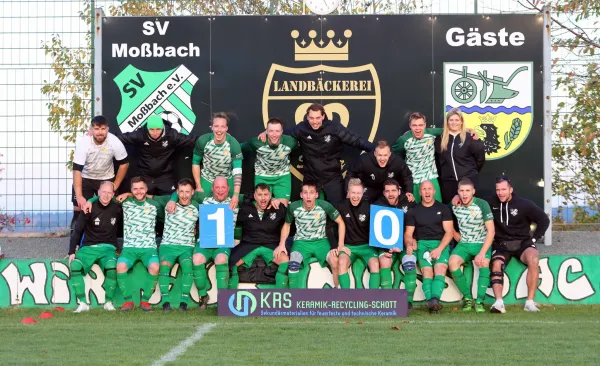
top-left (1, 255), bottom-right (598, 308)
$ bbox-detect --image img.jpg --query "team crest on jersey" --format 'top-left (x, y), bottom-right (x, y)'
top-left (111, 217), bottom-right (116, 225)
top-left (101, 147), bottom-right (108, 153)
top-left (370, 174), bottom-right (375, 180)
top-left (470, 209), bottom-right (478, 216)
top-left (510, 208), bottom-right (518, 216)
top-left (224, 149), bottom-right (229, 155)
top-left (314, 213), bottom-right (321, 220)
top-left (94, 218), bottom-right (100, 226)
top-left (144, 207), bottom-right (150, 213)
top-left (402, 206), bottom-right (408, 213)
top-left (387, 172), bottom-right (394, 178)
top-left (324, 135), bottom-right (331, 143)
top-left (359, 214), bottom-right (366, 222)
top-left (162, 140), bottom-right (169, 148)
top-left (427, 139), bottom-right (433, 145)
top-left (270, 212), bottom-right (277, 220)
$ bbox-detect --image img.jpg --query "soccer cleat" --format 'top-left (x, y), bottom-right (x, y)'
top-left (431, 297), bottom-right (443, 311)
top-left (475, 302), bottom-right (485, 313)
top-left (104, 302), bottom-right (116, 311)
top-left (121, 301), bottom-right (135, 312)
top-left (524, 302), bottom-right (540, 312)
top-left (462, 299), bottom-right (473, 312)
top-left (198, 295), bottom-right (209, 311)
top-left (429, 308), bottom-right (440, 315)
top-left (490, 302), bottom-right (506, 314)
top-left (139, 301), bottom-right (152, 312)
top-left (74, 303), bottom-right (90, 313)
top-left (179, 302), bottom-right (188, 312)
top-left (162, 302), bottom-right (172, 312)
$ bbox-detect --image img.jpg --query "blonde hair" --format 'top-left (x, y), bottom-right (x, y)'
top-left (440, 108), bottom-right (467, 152)
top-left (347, 178), bottom-right (363, 191)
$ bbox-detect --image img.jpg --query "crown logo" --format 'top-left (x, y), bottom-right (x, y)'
top-left (291, 29), bottom-right (352, 61)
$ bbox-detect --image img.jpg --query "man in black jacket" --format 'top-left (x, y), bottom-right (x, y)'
top-left (228, 183), bottom-right (289, 288)
top-left (69, 181), bottom-right (122, 313)
top-left (488, 176), bottom-right (550, 314)
top-left (118, 114), bottom-right (197, 195)
top-left (347, 140), bottom-right (414, 203)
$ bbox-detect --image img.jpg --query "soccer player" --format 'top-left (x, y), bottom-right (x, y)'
top-left (118, 114), bottom-right (197, 195)
top-left (71, 115), bottom-right (128, 231)
top-left (404, 180), bottom-right (454, 313)
top-left (192, 112), bottom-right (242, 209)
top-left (69, 181), bottom-right (121, 313)
top-left (191, 177), bottom-right (242, 309)
top-left (374, 179), bottom-right (417, 305)
top-left (158, 178), bottom-right (205, 311)
top-left (347, 140), bottom-right (414, 203)
top-left (243, 118), bottom-right (297, 205)
top-left (275, 181), bottom-right (345, 289)
top-left (259, 103), bottom-right (375, 204)
top-left (449, 178), bottom-right (495, 313)
top-left (489, 176), bottom-right (550, 313)
top-left (229, 183), bottom-right (288, 288)
top-left (392, 112), bottom-right (443, 203)
top-left (336, 179), bottom-right (380, 289)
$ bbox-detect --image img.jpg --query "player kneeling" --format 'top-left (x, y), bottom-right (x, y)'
top-left (336, 179), bottom-right (380, 289)
top-left (275, 181), bottom-right (344, 288)
top-left (229, 184), bottom-right (289, 288)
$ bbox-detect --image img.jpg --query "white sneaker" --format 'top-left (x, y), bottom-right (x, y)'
top-left (74, 303), bottom-right (90, 313)
top-left (490, 301), bottom-right (506, 314)
top-left (524, 301), bottom-right (540, 312)
top-left (104, 301), bottom-right (116, 311)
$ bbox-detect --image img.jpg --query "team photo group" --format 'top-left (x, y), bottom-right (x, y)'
top-left (69, 103), bottom-right (549, 315)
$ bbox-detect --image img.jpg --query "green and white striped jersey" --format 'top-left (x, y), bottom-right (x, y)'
top-left (392, 128), bottom-right (442, 183)
top-left (192, 133), bottom-right (242, 182)
top-left (161, 200), bottom-right (202, 247)
top-left (452, 197), bottom-right (494, 243)
top-left (286, 199), bottom-right (340, 241)
top-left (121, 197), bottom-right (162, 249)
top-left (243, 135), bottom-right (297, 177)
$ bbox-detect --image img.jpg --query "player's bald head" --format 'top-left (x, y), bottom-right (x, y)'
top-left (213, 176), bottom-right (229, 188)
top-left (420, 180), bottom-right (434, 191)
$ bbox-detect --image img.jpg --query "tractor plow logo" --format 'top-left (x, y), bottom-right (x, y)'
top-left (444, 62), bottom-right (533, 160)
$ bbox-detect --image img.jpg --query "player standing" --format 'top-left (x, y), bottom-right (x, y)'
top-left (404, 180), bottom-right (454, 313)
top-left (449, 178), bottom-right (495, 313)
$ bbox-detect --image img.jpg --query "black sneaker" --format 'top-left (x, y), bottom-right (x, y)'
top-left (179, 302), bottom-right (188, 312)
top-left (162, 302), bottom-right (172, 312)
top-left (408, 302), bottom-right (413, 310)
top-left (429, 308), bottom-right (440, 315)
top-left (198, 295), bottom-right (209, 311)
top-left (425, 299), bottom-right (434, 310)
top-left (431, 297), bottom-right (443, 311)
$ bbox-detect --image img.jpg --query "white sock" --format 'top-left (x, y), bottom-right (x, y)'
top-left (494, 299), bottom-right (504, 306)
top-left (525, 299), bottom-right (535, 306)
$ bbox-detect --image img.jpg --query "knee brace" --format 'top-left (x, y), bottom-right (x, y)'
top-left (490, 256), bottom-right (506, 285)
top-left (402, 254), bottom-right (417, 272)
top-left (288, 252), bottom-right (303, 273)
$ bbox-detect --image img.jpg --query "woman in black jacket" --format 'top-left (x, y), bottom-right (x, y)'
top-left (436, 108), bottom-right (486, 203)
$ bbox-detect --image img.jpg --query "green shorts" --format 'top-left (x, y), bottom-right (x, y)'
top-left (342, 244), bottom-right (379, 264)
top-left (73, 244), bottom-right (117, 274)
top-left (194, 246), bottom-right (231, 262)
top-left (201, 176), bottom-right (234, 197)
top-left (413, 178), bottom-right (442, 203)
top-left (117, 248), bottom-right (159, 269)
top-left (159, 245), bottom-right (193, 264)
top-left (255, 174), bottom-right (292, 200)
top-left (415, 239), bottom-right (450, 268)
top-left (241, 247), bottom-right (275, 266)
top-left (451, 242), bottom-right (491, 262)
top-left (291, 239), bottom-right (331, 267)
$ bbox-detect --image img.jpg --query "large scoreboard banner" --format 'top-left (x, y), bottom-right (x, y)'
top-left (99, 15), bottom-right (543, 205)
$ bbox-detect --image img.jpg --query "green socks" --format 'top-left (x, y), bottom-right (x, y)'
top-left (339, 272), bottom-right (351, 289)
top-left (422, 277), bottom-right (433, 301)
top-left (451, 268), bottom-right (472, 299)
top-left (288, 270), bottom-right (301, 289)
top-left (215, 264), bottom-right (229, 290)
top-left (180, 259), bottom-right (193, 303)
top-left (142, 271), bottom-right (158, 302)
top-left (403, 269), bottom-right (416, 303)
top-left (368, 272), bottom-right (380, 289)
top-left (276, 262), bottom-right (289, 289)
top-left (158, 264), bottom-right (172, 303)
top-left (70, 269), bottom-right (86, 303)
top-left (380, 267), bottom-right (392, 289)
top-left (477, 267), bottom-right (490, 303)
top-left (117, 271), bottom-right (131, 302)
top-left (104, 269), bottom-right (117, 302)
top-left (229, 266), bottom-right (240, 289)
top-left (432, 275), bottom-right (446, 300)
top-left (193, 264), bottom-right (208, 296)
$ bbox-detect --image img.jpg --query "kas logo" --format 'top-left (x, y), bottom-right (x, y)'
top-left (228, 291), bottom-right (257, 317)
top-left (358, 214), bottom-right (366, 222)
top-left (270, 212), bottom-right (277, 220)
top-left (263, 28), bottom-right (380, 181)
top-left (510, 208), bottom-right (518, 216)
top-left (110, 218), bottom-right (116, 225)
top-left (114, 64), bottom-right (197, 135)
top-left (444, 61), bottom-right (533, 160)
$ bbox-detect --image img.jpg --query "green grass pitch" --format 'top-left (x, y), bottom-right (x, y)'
top-left (1, 305), bottom-right (598, 365)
